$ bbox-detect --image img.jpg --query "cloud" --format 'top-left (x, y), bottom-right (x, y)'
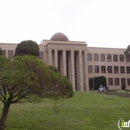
top-left (0, 0), bottom-right (130, 48)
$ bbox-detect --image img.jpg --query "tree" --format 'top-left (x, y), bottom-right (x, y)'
top-left (48, 65), bottom-right (73, 98)
top-left (124, 45), bottom-right (130, 62)
top-left (49, 65), bottom-right (59, 73)
top-left (124, 45), bottom-right (130, 56)
top-left (15, 40), bottom-right (39, 57)
top-left (0, 55), bottom-right (73, 130)
top-left (0, 48), bottom-right (2, 55)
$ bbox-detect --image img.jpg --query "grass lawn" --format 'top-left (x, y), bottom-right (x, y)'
top-left (0, 92), bottom-right (130, 130)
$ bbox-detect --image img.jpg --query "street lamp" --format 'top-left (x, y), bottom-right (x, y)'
top-left (107, 67), bottom-right (111, 83)
top-left (93, 77), bottom-right (95, 92)
top-left (107, 67), bottom-right (111, 91)
top-left (107, 67), bottom-right (110, 78)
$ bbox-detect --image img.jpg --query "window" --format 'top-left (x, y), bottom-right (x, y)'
top-left (39, 51), bottom-right (44, 59)
top-left (94, 53), bottom-right (99, 61)
top-left (2, 50), bottom-right (6, 56)
top-left (87, 53), bottom-right (92, 61)
top-left (119, 55), bottom-right (124, 62)
top-left (8, 50), bottom-right (13, 58)
top-left (107, 54), bottom-right (112, 62)
top-left (88, 65), bottom-right (93, 73)
top-left (114, 66), bottom-right (119, 74)
top-left (108, 78), bottom-right (113, 85)
top-left (121, 78), bottom-right (125, 85)
top-left (127, 78), bottom-right (130, 85)
top-left (126, 67), bottom-right (130, 73)
top-left (95, 65), bottom-right (99, 73)
top-left (100, 54), bottom-right (105, 61)
top-left (115, 78), bottom-right (119, 85)
top-left (107, 66), bottom-right (112, 73)
top-left (120, 66), bottom-right (125, 73)
top-left (101, 66), bottom-right (106, 73)
top-left (113, 54), bottom-right (118, 62)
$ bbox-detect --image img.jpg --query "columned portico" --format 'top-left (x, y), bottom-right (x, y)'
top-left (44, 32), bottom-right (88, 91)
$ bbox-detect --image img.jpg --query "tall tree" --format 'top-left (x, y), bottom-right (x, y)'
top-left (0, 55), bottom-right (73, 130)
top-left (124, 45), bottom-right (130, 62)
top-left (15, 40), bottom-right (39, 56)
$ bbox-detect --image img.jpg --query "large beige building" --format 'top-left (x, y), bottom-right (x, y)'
top-left (0, 33), bottom-right (130, 91)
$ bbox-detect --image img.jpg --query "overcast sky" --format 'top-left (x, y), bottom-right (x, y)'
top-left (0, 0), bottom-right (130, 48)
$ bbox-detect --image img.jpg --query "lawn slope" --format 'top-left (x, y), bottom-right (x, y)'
top-left (0, 92), bottom-right (130, 130)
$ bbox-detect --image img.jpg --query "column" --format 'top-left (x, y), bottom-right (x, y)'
top-left (70, 50), bottom-right (75, 91)
top-left (62, 50), bottom-right (66, 76)
top-left (54, 49), bottom-right (58, 68)
top-left (44, 48), bottom-right (48, 64)
top-left (79, 50), bottom-right (84, 91)
top-left (6, 50), bottom-right (8, 58)
top-left (84, 50), bottom-right (89, 91)
top-left (48, 49), bottom-right (52, 65)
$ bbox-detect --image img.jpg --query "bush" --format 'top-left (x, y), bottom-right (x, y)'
top-left (121, 84), bottom-right (126, 90)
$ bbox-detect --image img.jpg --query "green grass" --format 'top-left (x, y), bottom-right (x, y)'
top-left (0, 92), bottom-right (130, 130)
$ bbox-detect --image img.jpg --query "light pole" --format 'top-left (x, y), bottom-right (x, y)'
top-left (93, 77), bottom-right (95, 92)
top-left (107, 67), bottom-right (110, 78)
top-left (107, 67), bottom-right (109, 81)
top-left (107, 67), bottom-right (111, 91)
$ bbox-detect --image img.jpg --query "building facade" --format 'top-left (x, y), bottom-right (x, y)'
top-left (0, 33), bottom-right (130, 91)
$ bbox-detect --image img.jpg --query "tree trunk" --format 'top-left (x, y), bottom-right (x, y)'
top-left (0, 104), bottom-right (10, 130)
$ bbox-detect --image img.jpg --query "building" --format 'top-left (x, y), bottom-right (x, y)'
top-left (0, 32), bottom-right (130, 91)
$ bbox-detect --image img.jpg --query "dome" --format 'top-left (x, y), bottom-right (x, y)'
top-left (50, 33), bottom-right (69, 41)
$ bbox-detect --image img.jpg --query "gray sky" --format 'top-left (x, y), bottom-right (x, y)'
top-left (0, 0), bottom-right (130, 48)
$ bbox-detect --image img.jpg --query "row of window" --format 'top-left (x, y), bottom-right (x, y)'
top-left (87, 53), bottom-right (130, 62)
top-left (108, 78), bottom-right (130, 86)
top-left (2, 50), bottom-right (14, 58)
top-left (89, 78), bottom-right (130, 86)
top-left (3, 50), bottom-right (129, 63)
top-left (88, 65), bottom-right (130, 74)
top-left (2, 50), bottom-right (44, 59)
